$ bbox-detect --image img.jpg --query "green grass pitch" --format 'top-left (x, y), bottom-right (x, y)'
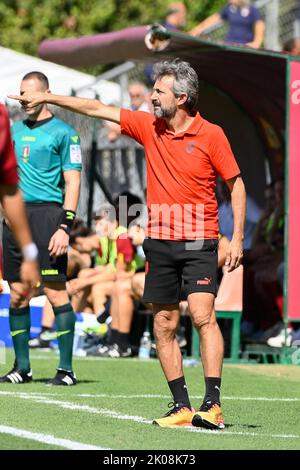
top-left (0, 350), bottom-right (300, 450)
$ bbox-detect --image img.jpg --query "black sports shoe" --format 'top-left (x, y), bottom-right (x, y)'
top-left (29, 333), bottom-right (54, 350)
top-left (0, 367), bottom-right (33, 384)
top-left (90, 343), bottom-right (132, 358)
top-left (47, 369), bottom-right (77, 386)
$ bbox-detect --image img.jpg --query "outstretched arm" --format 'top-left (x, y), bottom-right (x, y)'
top-left (8, 91), bottom-right (121, 123)
top-left (189, 13), bottom-right (222, 37)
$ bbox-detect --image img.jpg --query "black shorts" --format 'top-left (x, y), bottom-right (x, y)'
top-left (142, 238), bottom-right (218, 304)
top-left (2, 203), bottom-right (67, 283)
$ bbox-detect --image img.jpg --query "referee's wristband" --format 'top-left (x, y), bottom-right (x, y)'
top-left (61, 209), bottom-right (76, 230)
top-left (22, 242), bottom-right (38, 262)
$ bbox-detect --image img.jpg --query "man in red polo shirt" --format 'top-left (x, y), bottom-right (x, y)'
top-left (10, 59), bottom-right (246, 429)
top-left (0, 104), bottom-right (39, 290)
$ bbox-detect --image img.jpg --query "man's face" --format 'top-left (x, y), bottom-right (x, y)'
top-left (151, 75), bottom-right (178, 119)
top-left (172, 3), bottom-right (187, 28)
top-left (230, 0), bottom-right (243, 7)
top-left (95, 215), bottom-right (116, 237)
top-left (20, 78), bottom-right (47, 118)
top-left (129, 84), bottom-right (146, 110)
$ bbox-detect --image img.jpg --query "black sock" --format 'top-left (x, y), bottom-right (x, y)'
top-left (97, 310), bottom-right (110, 324)
top-left (117, 332), bottom-right (130, 351)
top-left (41, 326), bottom-right (54, 333)
top-left (168, 376), bottom-right (191, 409)
top-left (201, 377), bottom-right (221, 409)
top-left (108, 328), bottom-right (118, 346)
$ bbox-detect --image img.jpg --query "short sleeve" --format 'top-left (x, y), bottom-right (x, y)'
top-left (120, 109), bottom-right (153, 145)
top-left (59, 128), bottom-right (82, 171)
top-left (209, 125), bottom-right (240, 181)
top-left (220, 5), bottom-right (229, 20)
top-left (251, 6), bottom-right (262, 22)
top-left (0, 106), bottom-right (18, 185)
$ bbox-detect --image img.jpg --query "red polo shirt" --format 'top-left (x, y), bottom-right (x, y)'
top-left (120, 110), bottom-right (240, 240)
top-left (0, 104), bottom-right (18, 186)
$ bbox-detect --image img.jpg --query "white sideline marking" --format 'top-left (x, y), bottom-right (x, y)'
top-left (0, 391), bottom-right (150, 424)
top-left (0, 391), bottom-right (299, 440)
top-left (0, 425), bottom-right (109, 450)
top-left (29, 354), bottom-right (157, 363)
top-left (1, 391), bottom-right (299, 402)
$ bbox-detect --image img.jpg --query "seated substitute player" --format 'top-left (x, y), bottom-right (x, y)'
top-left (1, 72), bottom-right (81, 385)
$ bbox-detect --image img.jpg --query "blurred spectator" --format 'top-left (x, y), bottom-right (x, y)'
top-left (267, 262), bottom-right (300, 347)
top-left (144, 2), bottom-right (187, 86)
top-left (63, 15), bottom-right (77, 31)
top-left (104, 120), bottom-right (122, 143)
top-left (190, 0), bottom-right (265, 49)
top-left (128, 82), bottom-right (150, 113)
top-left (164, 2), bottom-right (187, 30)
top-left (89, 193), bottom-right (145, 358)
top-left (217, 179), bottom-right (261, 250)
top-left (283, 37), bottom-right (300, 56)
top-left (242, 181), bottom-right (284, 342)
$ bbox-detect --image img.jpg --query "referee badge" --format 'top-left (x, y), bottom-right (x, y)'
top-left (22, 144), bottom-right (30, 163)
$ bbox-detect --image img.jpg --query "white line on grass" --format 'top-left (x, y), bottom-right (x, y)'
top-left (29, 354), bottom-right (156, 362)
top-left (0, 391), bottom-right (151, 424)
top-left (0, 425), bottom-right (110, 450)
top-left (1, 391), bottom-right (299, 402)
top-left (0, 391), bottom-right (299, 440)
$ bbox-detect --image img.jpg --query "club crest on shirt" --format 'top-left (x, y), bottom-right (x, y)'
top-left (186, 141), bottom-right (195, 154)
top-left (241, 7), bottom-right (250, 17)
top-left (22, 144), bottom-right (30, 163)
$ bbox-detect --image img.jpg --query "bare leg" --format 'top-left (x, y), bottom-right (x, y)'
top-left (68, 268), bottom-right (95, 312)
top-left (188, 292), bottom-right (223, 377)
top-left (41, 299), bottom-right (55, 328)
top-left (90, 281), bottom-right (114, 314)
top-left (131, 272), bottom-right (145, 299)
top-left (153, 304), bottom-right (181, 381)
top-left (115, 279), bottom-right (135, 333)
top-left (109, 282), bottom-right (119, 332)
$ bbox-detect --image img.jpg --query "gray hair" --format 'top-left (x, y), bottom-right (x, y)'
top-left (153, 59), bottom-right (199, 114)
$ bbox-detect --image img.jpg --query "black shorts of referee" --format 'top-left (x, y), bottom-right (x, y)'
top-left (142, 238), bottom-right (218, 305)
top-left (2, 202), bottom-right (67, 283)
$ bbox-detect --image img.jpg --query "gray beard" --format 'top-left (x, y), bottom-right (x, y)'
top-left (153, 104), bottom-right (177, 119)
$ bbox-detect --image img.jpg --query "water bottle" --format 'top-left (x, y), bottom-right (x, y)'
top-left (138, 331), bottom-right (151, 359)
